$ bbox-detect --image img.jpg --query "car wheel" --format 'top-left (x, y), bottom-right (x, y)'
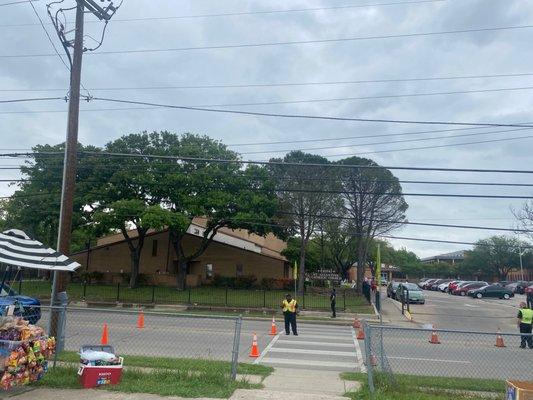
top-left (460, 292), bottom-right (466, 296)
top-left (476, 293), bottom-right (483, 299)
top-left (503, 293), bottom-right (510, 300)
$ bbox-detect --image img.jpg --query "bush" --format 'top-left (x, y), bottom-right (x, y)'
top-left (234, 275), bottom-right (257, 289)
top-left (77, 271), bottom-right (104, 284)
top-left (260, 278), bottom-right (276, 290)
top-left (212, 275), bottom-right (235, 288)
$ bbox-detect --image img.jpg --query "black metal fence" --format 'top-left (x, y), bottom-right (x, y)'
top-left (18, 281), bottom-right (369, 312)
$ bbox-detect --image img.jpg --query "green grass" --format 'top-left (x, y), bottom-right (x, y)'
top-left (20, 280), bottom-right (372, 313)
top-left (342, 372), bottom-right (505, 400)
top-left (57, 351), bottom-right (273, 377)
top-left (40, 366), bottom-right (261, 398)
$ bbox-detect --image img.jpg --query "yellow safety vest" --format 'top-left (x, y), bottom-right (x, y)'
top-left (520, 308), bottom-right (533, 325)
top-left (282, 299), bottom-right (297, 313)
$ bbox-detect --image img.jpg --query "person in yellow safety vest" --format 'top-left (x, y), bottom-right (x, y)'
top-left (281, 294), bottom-right (298, 336)
top-left (517, 302), bottom-right (533, 349)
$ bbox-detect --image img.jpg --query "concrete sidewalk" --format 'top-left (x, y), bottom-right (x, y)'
top-left (10, 369), bottom-right (360, 400)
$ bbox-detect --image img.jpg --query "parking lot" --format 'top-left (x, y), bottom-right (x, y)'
top-left (385, 285), bottom-right (527, 332)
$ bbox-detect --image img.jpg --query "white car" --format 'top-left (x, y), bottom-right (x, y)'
top-left (437, 282), bottom-right (450, 292)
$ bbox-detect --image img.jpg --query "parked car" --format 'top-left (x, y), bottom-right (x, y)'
top-left (468, 284), bottom-right (514, 300)
top-left (396, 282), bottom-right (425, 304)
top-left (418, 279), bottom-right (433, 289)
top-left (0, 284), bottom-right (41, 324)
top-left (447, 280), bottom-right (464, 293)
top-left (514, 281), bottom-right (533, 295)
top-left (420, 279), bottom-right (437, 289)
top-left (452, 282), bottom-right (488, 296)
top-left (505, 282), bottom-right (519, 292)
top-left (438, 280), bottom-right (457, 292)
top-left (387, 281), bottom-right (400, 298)
top-left (525, 284), bottom-right (533, 296)
top-left (429, 279), bottom-right (451, 291)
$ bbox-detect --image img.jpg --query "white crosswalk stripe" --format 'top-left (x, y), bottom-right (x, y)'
top-left (258, 323), bottom-right (364, 371)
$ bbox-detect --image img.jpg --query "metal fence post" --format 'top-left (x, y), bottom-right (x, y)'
top-left (263, 290), bottom-right (266, 308)
top-left (151, 285), bottom-right (156, 304)
top-left (230, 316), bottom-right (243, 380)
top-left (18, 279), bottom-right (22, 295)
top-left (53, 304), bottom-right (67, 368)
top-left (188, 287), bottom-right (191, 304)
top-left (225, 286), bottom-right (228, 307)
top-left (302, 288), bottom-right (306, 309)
top-left (364, 321), bottom-right (375, 397)
top-left (116, 282), bottom-right (120, 302)
top-left (343, 289), bottom-right (346, 311)
top-left (82, 281), bottom-right (87, 299)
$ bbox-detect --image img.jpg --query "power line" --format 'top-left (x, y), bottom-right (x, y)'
top-left (3, 23), bottom-right (533, 58)
top-left (90, 96), bottom-right (533, 129)
top-left (0, 0), bottom-right (447, 28)
top-left (28, 0), bottom-right (70, 71)
top-left (0, 0), bottom-right (36, 6)
top-left (0, 96), bottom-right (65, 104)
top-left (240, 127), bottom-right (533, 155)
top-left (4, 71), bottom-right (533, 93)
top-left (1, 190), bottom-right (529, 232)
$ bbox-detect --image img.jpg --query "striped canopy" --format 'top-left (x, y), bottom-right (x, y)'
top-left (0, 229), bottom-right (81, 272)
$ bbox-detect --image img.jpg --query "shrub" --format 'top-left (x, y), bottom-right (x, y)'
top-left (212, 275), bottom-right (235, 288)
top-left (234, 275), bottom-right (257, 289)
top-left (260, 278), bottom-right (276, 290)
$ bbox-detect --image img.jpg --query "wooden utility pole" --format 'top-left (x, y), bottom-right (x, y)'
top-left (50, 0), bottom-right (84, 323)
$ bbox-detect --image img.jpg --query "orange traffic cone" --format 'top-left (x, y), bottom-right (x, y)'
top-left (429, 325), bottom-right (440, 344)
top-left (137, 311), bottom-right (145, 329)
top-left (353, 318), bottom-right (361, 329)
top-left (249, 333), bottom-right (260, 358)
top-left (269, 316), bottom-right (278, 336)
top-left (495, 329), bottom-right (506, 348)
top-left (100, 323), bottom-right (109, 345)
top-left (356, 327), bottom-right (365, 340)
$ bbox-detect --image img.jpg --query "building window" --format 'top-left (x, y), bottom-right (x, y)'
top-left (152, 240), bottom-right (158, 257)
top-left (206, 264), bottom-right (213, 279)
top-left (236, 264), bottom-right (244, 277)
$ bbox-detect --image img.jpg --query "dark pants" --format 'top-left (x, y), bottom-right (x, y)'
top-left (284, 311), bottom-right (297, 335)
top-left (527, 294), bottom-right (532, 309)
top-left (331, 301), bottom-right (336, 318)
top-left (519, 323), bottom-right (533, 348)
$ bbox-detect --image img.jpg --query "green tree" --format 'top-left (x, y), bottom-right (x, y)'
top-left (0, 144), bottom-right (107, 252)
top-left (463, 236), bottom-right (529, 280)
top-left (138, 132), bottom-right (280, 290)
top-left (268, 151), bottom-right (338, 294)
top-left (336, 156), bottom-right (408, 293)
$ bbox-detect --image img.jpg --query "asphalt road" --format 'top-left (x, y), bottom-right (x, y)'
top-left (373, 290), bottom-right (533, 381)
top-left (386, 289), bottom-right (527, 332)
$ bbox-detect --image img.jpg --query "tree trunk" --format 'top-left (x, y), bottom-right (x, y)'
top-left (298, 246), bottom-right (306, 295)
top-left (177, 259), bottom-right (188, 291)
top-left (356, 239), bottom-right (366, 294)
top-left (129, 251), bottom-right (140, 289)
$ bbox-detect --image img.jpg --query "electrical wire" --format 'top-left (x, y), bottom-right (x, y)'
top-left (3, 23), bottom-right (533, 58)
top-left (0, 190), bottom-right (530, 232)
top-left (0, 0), bottom-right (447, 27)
top-left (89, 96), bottom-right (533, 128)
top-left (0, 96), bottom-right (65, 103)
top-left (0, 0), bottom-right (37, 6)
top-left (3, 72), bottom-right (533, 93)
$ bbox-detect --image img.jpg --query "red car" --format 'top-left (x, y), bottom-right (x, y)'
top-left (525, 284), bottom-right (533, 295)
top-left (452, 282), bottom-right (488, 296)
top-left (447, 280), bottom-right (464, 293)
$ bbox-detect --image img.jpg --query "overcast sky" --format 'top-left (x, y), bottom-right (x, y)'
top-left (1, 0), bottom-right (532, 258)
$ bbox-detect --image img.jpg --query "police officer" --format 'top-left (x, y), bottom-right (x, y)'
top-left (517, 302), bottom-right (533, 349)
top-left (330, 288), bottom-right (337, 318)
top-left (281, 294), bottom-right (298, 335)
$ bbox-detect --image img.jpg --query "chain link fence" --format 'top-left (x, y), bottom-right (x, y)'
top-left (363, 322), bottom-right (533, 394)
top-left (17, 305), bottom-right (243, 379)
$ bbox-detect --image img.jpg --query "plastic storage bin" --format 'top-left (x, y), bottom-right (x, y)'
top-left (506, 381), bottom-right (533, 400)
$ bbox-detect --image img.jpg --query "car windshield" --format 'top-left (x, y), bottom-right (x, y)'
top-left (392, 282), bottom-right (400, 288)
top-left (403, 283), bottom-right (420, 291)
top-left (476, 285), bottom-right (490, 290)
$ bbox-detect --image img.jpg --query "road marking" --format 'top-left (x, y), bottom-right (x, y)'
top-left (253, 334), bottom-right (279, 364)
top-left (351, 327), bottom-right (366, 373)
top-left (260, 357), bottom-right (356, 369)
top-left (292, 334), bottom-right (354, 341)
top-left (268, 347), bottom-right (356, 357)
top-left (464, 304), bottom-right (479, 308)
top-left (388, 356), bottom-right (471, 364)
top-left (276, 339), bottom-right (355, 347)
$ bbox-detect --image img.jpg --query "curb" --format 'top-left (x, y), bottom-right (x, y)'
top-left (389, 298), bottom-right (414, 322)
